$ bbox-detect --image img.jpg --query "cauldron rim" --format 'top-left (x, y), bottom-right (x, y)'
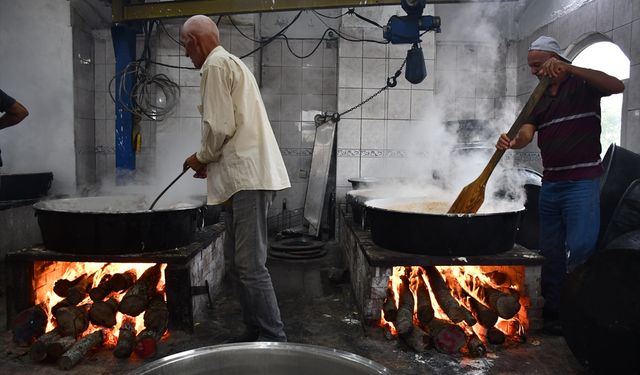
top-left (365, 197), bottom-right (525, 217)
top-left (33, 195), bottom-right (203, 214)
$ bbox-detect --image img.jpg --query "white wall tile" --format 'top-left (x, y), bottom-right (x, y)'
top-left (281, 66), bottom-right (303, 94)
top-left (301, 94), bottom-right (322, 122)
top-left (262, 66), bottom-right (282, 93)
top-left (337, 119), bottom-right (361, 149)
top-left (363, 28), bottom-right (386, 58)
top-left (387, 89), bottom-right (411, 119)
top-left (263, 40), bottom-right (282, 66)
top-left (281, 94), bottom-right (302, 121)
top-left (456, 98), bottom-right (476, 120)
top-left (323, 40), bottom-right (338, 68)
top-left (178, 86), bottom-right (201, 118)
top-left (362, 58), bottom-right (387, 89)
top-left (323, 67), bottom-right (337, 94)
top-left (302, 39), bottom-right (324, 67)
top-left (361, 89), bottom-right (386, 119)
top-left (336, 156), bottom-right (360, 186)
top-left (263, 93), bottom-right (281, 122)
top-left (337, 88), bottom-right (362, 118)
top-left (410, 90), bottom-right (434, 120)
top-left (361, 119), bottom-right (385, 149)
top-left (280, 122), bottom-right (302, 148)
top-left (338, 57), bottom-right (363, 88)
top-left (302, 67), bottom-right (323, 94)
top-left (283, 40), bottom-right (303, 67)
top-left (386, 120), bottom-right (410, 149)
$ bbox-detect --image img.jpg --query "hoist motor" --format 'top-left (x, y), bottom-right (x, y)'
top-left (383, 0), bottom-right (441, 84)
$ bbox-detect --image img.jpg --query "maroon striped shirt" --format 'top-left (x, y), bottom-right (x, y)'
top-left (526, 75), bottom-right (606, 181)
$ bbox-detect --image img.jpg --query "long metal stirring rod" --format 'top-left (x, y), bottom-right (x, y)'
top-left (148, 168), bottom-right (189, 210)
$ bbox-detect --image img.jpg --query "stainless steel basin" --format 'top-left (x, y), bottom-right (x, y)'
top-left (132, 342), bottom-right (391, 375)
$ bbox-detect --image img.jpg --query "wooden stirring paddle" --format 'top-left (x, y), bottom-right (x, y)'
top-left (448, 77), bottom-right (551, 214)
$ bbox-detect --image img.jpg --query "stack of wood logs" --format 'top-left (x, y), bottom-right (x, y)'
top-left (381, 266), bottom-right (522, 356)
top-left (14, 263), bottom-right (167, 370)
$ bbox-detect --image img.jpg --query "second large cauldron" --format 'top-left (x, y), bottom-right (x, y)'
top-left (365, 197), bottom-right (524, 256)
top-left (34, 196), bottom-right (203, 254)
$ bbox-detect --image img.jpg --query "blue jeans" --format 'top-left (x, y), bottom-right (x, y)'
top-left (223, 190), bottom-right (286, 341)
top-left (538, 177), bottom-right (600, 314)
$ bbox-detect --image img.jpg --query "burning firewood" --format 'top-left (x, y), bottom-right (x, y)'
top-left (89, 269), bottom-right (137, 302)
top-left (400, 323), bottom-right (432, 352)
top-left (119, 264), bottom-right (162, 317)
top-left (114, 317), bottom-right (137, 358)
top-left (465, 330), bottom-right (486, 357)
top-left (424, 266), bottom-right (476, 326)
top-left (413, 270), bottom-right (434, 326)
top-left (65, 272), bottom-right (95, 305)
top-left (487, 326), bottom-right (506, 345)
top-left (12, 303), bottom-right (48, 346)
top-left (53, 273), bottom-right (87, 298)
top-left (473, 280), bottom-right (521, 320)
top-left (486, 270), bottom-right (510, 286)
top-left (55, 304), bottom-right (90, 337)
top-left (89, 297), bottom-right (119, 327)
top-left (144, 294), bottom-right (169, 335)
top-left (468, 296), bottom-right (498, 328)
top-left (58, 330), bottom-right (104, 370)
top-left (395, 274), bottom-right (414, 335)
top-left (30, 329), bottom-right (75, 362)
top-left (423, 318), bottom-right (466, 354)
top-left (382, 280), bottom-right (398, 322)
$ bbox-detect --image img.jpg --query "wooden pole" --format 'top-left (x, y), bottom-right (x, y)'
top-left (58, 330), bottom-right (104, 370)
top-left (114, 317), bottom-right (137, 358)
top-left (424, 266), bottom-right (476, 325)
top-left (119, 264), bottom-right (161, 317)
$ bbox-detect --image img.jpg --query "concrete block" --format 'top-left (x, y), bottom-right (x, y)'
top-left (597, 0), bottom-right (615, 33)
top-left (613, 0), bottom-right (633, 29)
top-left (631, 19), bottom-right (640, 65)
top-left (613, 23), bottom-right (632, 59)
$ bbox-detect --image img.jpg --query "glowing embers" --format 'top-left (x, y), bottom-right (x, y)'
top-left (379, 266), bottom-right (528, 356)
top-left (28, 261), bottom-right (168, 367)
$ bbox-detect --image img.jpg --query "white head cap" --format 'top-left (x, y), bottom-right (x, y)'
top-left (529, 36), bottom-right (571, 63)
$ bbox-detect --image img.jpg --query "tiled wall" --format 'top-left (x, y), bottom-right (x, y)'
top-left (72, 8), bottom-right (97, 189)
top-left (260, 38), bottom-right (338, 212)
top-left (514, 0), bottom-right (640, 156)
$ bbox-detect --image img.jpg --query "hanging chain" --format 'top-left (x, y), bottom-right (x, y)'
top-left (315, 59), bottom-right (407, 125)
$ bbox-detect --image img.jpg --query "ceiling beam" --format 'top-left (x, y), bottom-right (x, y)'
top-left (112, 0), bottom-right (516, 23)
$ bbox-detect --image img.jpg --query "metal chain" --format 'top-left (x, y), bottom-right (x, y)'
top-left (316, 59), bottom-right (407, 125)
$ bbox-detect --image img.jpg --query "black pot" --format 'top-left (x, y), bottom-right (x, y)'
top-left (33, 196), bottom-right (203, 254)
top-left (0, 172), bottom-right (53, 201)
top-left (599, 144), bottom-right (640, 242)
top-left (365, 197), bottom-right (524, 256)
top-left (561, 230), bottom-right (640, 374)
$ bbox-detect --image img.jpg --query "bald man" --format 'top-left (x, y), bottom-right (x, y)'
top-left (496, 36), bottom-right (624, 335)
top-left (181, 15), bottom-right (290, 342)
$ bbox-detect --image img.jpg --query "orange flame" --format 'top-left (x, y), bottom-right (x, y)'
top-left (34, 261), bottom-right (167, 345)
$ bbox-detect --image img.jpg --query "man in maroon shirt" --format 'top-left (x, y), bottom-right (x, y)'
top-left (496, 36), bottom-right (624, 335)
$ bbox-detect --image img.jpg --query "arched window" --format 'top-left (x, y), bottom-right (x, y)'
top-left (569, 40), bottom-right (630, 157)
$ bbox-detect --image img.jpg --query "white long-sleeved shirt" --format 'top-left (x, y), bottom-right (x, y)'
top-left (195, 46), bottom-right (290, 204)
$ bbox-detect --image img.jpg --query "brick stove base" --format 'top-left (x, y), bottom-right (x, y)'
top-left (338, 206), bottom-right (545, 331)
top-left (5, 224), bottom-right (226, 333)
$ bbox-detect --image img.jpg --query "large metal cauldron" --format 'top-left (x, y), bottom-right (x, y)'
top-left (365, 197), bottom-right (524, 256)
top-left (34, 196), bottom-right (203, 254)
top-left (132, 342), bottom-right (391, 375)
top-left (0, 172), bottom-right (53, 200)
top-left (561, 230), bottom-right (640, 374)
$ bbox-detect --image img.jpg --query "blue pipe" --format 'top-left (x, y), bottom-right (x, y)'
top-left (111, 24), bottom-right (137, 184)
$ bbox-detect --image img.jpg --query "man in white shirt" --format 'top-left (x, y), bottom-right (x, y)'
top-left (181, 15), bottom-right (291, 342)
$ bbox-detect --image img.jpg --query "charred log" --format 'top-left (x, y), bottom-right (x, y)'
top-left (424, 266), bottom-right (476, 325)
top-left (30, 329), bottom-right (76, 362)
top-left (89, 297), bottom-right (118, 328)
top-left (12, 303), bottom-right (48, 346)
top-left (413, 272), bottom-right (434, 326)
top-left (400, 324), bottom-right (431, 352)
top-left (65, 272), bottom-right (95, 305)
top-left (58, 330), bottom-right (104, 370)
top-left (53, 274), bottom-right (87, 298)
top-left (55, 305), bottom-right (89, 337)
top-left (469, 297), bottom-right (498, 328)
top-left (423, 318), bottom-right (466, 354)
top-left (114, 317), bottom-right (137, 359)
top-left (466, 331), bottom-right (486, 357)
top-left (395, 275), bottom-right (414, 335)
top-left (89, 269), bottom-right (137, 302)
top-left (487, 326), bottom-right (506, 345)
top-left (482, 285), bottom-right (521, 320)
top-left (119, 264), bottom-right (162, 317)
top-left (382, 280), bottom-right (398, 322)
top-left (144, 294), bottom-right (168, 334)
